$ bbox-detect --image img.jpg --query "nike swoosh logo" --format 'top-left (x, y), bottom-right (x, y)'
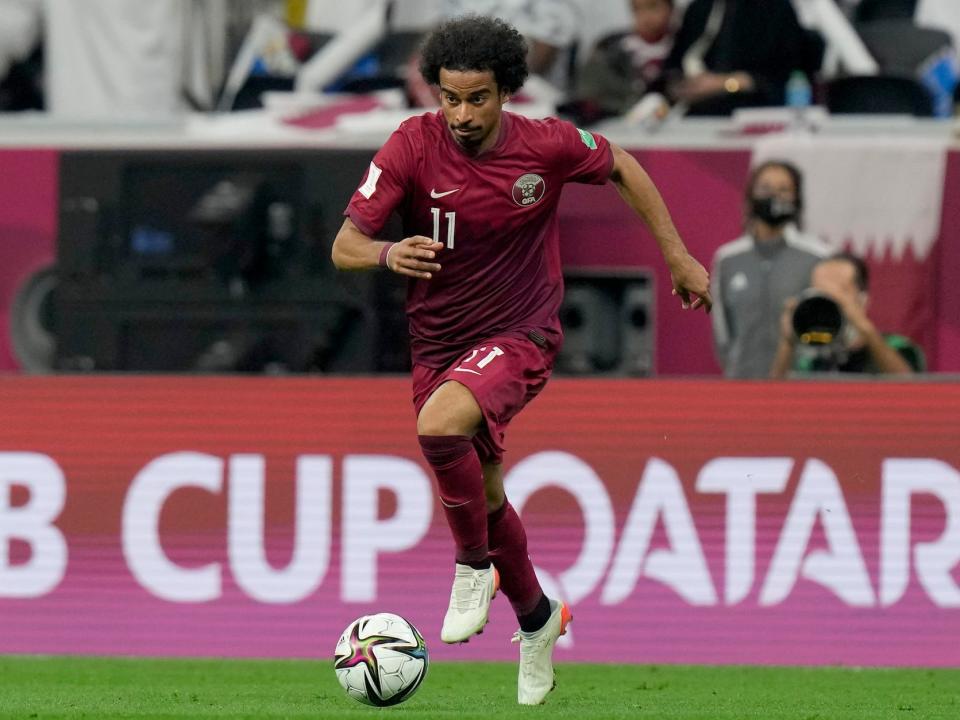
top-left (430, 188), bottom-right (460, 199)
top-left (440, 498), bottom-right (474, 509)
top-left (453, 368), bottom-right (481, 375)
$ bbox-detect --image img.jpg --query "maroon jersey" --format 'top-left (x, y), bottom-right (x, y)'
top-left (344, 110), bottom-right (614, 368)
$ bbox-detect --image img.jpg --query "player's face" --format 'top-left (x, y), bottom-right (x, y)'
top-left (438, 68), bottom-right (509, 155)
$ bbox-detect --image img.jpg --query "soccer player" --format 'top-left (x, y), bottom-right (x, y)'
top-left (332, 15), bottom-right (711, 705)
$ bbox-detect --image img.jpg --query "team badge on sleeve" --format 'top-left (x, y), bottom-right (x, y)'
top-left (512, 174), bottom-right (546, 207)
top-left (358, 162), bottom-right (383, 199)
top-left (576, 128), bottom-right (598, 150)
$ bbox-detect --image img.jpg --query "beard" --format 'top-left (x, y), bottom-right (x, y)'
top-left (450, 124), bottom-right (484, 150)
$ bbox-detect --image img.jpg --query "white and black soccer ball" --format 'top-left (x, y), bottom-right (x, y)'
top-left (333, 612), bottom-right (429, 707)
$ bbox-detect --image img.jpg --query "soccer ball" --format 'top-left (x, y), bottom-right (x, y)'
top-left (333, 612), bottom-right (429, 707)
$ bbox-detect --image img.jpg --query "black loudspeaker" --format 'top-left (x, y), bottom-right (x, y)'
top-left (557, 284), bottom-right (620, 374)
top-left (557, 270), bottom-right (655, 376)
top-left (620, 281), bottom-right (655, 376)
top-left (9, 265), bottom-right (58, 373)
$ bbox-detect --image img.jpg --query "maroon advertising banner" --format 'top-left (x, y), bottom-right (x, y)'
top-left (1, 377), bottom-right (958, 666)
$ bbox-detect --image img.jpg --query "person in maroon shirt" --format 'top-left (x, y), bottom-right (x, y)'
top-left (332, 15), bottom-right (711, 706)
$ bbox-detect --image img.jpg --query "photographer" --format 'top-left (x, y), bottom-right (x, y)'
top-left (770, 253), bottom-right (925, 378)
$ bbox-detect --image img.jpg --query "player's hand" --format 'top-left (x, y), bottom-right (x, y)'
top-left (669, 253), bottom-right (712, 313)
top-left (387, 236), bottom-right (444, 279)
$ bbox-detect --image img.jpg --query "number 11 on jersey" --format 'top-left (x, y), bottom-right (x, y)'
top-left (431, 208), bottom-right (456, 249)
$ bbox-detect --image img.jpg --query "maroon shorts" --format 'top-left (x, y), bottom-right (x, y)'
top-left (412, 334), bottom-right (556, 465)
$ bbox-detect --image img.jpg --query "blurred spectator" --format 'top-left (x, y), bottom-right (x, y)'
top-left (661, 0), bottom-right (811, 115)
top-left (562, 0), bottom-right (676, 124)
top-left (0, 0), bottom-right (42, 110)
top-left (711, 161), bottom-right (828, 379)
top-left (0, 0), bottom-right (40, 80)
top-left (408, 0), bottom-right (581, 106)
top-left (44, 0), bottom-right (227, 119)
top-left (770, 253), bottom-right (924, 377)
top-left (442, 0), bottom-right (579, 82)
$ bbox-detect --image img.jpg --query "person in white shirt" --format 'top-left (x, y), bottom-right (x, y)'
top-left (565, 0), bottom-right (676, 122)
top-left (0, 0), bottom-right (41, 96)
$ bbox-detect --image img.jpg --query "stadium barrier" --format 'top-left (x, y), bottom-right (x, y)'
top-left (1, 376), bottom-right (958, 665)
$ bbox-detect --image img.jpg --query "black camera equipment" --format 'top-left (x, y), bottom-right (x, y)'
top-left (791, 289), bottom-right (847, 371)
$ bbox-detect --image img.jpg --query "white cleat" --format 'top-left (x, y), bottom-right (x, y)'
top-left (512, 599), bottom-right (572, 705)
top-left (440, 563), bottom-right (499, 644)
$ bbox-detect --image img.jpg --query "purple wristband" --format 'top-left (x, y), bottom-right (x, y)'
top-left (378, 243), bottom-right (394, 268)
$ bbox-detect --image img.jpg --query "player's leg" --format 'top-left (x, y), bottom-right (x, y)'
top-left (512, 598), bottom-right (573, 705)
top-left (417, 380), bottom-right (499, 643)
top-left (416, 335), bottom-right (555, 650)
top-left (418, 380), bottom-right (488, 564)
top-left (483, 462), bottom-right (545, 623)
top-left (483, 461), bottom-right (572, 705)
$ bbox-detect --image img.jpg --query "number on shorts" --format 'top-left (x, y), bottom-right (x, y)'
top-left (457, 346), bottom-right (504, 373)
top-left (476, 346), bottom-right (504, 369)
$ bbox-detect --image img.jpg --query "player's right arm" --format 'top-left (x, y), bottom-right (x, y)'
top-left (332, 122), bottom-right (444, 279)
top-left (332, 219), bottom-right (443, 279)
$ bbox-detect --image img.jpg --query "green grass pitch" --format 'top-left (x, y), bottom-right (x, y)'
top-left (1, 656), bottom-right (958, 720)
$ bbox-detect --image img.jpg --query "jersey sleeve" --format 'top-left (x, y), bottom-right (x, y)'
top-left (343, 126), bottom-right (416, 237)
top-left (552, 119), bottom-right (614, 185)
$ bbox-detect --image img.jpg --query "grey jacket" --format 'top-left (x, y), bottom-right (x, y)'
top-left (711, 224), bottom-right (828, 378)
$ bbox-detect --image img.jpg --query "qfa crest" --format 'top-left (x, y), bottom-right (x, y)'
top-left (512, 173), bottom-right (546, 207)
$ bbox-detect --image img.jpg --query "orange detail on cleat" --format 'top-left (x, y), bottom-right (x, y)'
top-left (558, 602), bottom-right (573, 636)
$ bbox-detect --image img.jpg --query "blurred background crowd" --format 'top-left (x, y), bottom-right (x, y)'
top-left (1, 0), bottom-right (958, 119)
top-left (1, 0), bottom-right (958, 380)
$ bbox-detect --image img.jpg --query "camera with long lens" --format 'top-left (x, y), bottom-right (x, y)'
top-left (791, 289), bottom-right (847, 371)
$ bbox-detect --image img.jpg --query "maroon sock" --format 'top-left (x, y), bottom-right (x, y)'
top-left (418, 435), bottom-right (488, 564)
top-left (487, 500), bottom-right (544, 617)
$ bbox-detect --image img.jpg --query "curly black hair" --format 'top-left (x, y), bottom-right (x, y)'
top-left (419, 15), bottom-right (529, 93)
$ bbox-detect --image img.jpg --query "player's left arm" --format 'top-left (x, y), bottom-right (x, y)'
top-left (608, 143), bottom-right (712, 312)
